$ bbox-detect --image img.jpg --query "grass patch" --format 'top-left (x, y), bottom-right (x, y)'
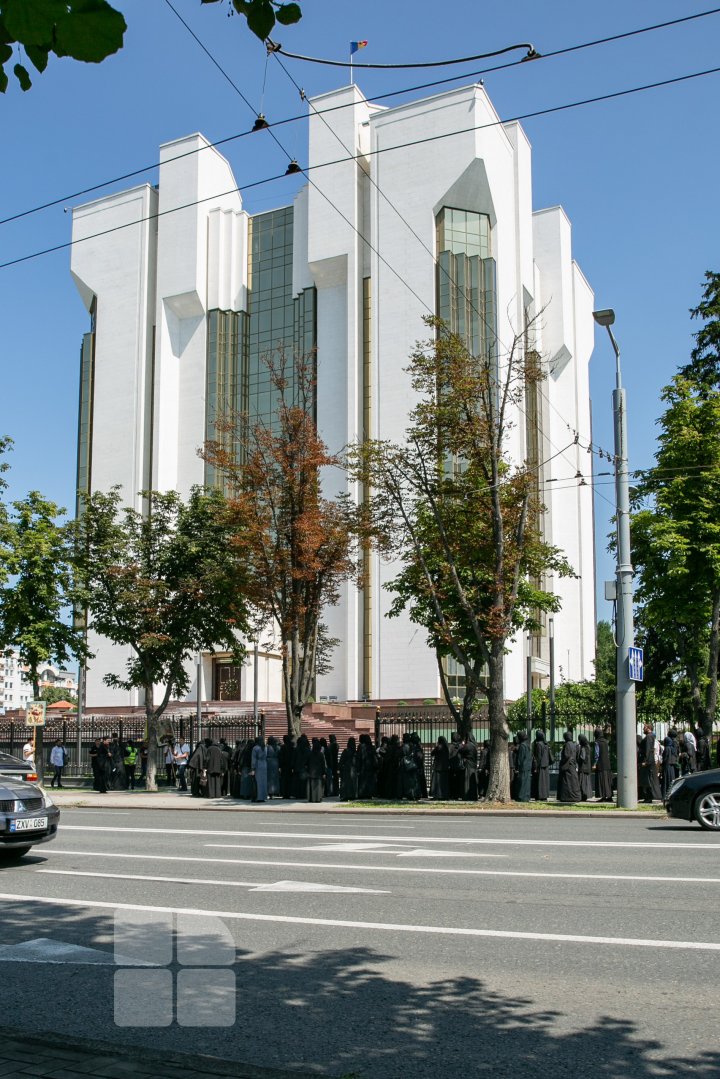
top-left (333, 799), bottom-right (665, 812)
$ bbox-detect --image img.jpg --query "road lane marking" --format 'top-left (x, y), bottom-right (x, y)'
top-left (27, 849), bottom-right (720, 884)
top-left (203, 843), bottom-right (506, 856)
top-left (37, 870), bottom-right (388, 894)
top-left (58, 825), bottom-right (717, 850)
top-left (0, 891), bottom-right (718, 951)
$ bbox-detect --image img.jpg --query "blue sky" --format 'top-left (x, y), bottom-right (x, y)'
top-left (1, 0), bottom-right (719, 633)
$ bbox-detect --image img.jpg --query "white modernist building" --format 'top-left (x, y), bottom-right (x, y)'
top-left (70, 81), bottom-right (596, 709)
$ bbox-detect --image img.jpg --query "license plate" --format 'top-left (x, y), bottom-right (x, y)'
top-left (9, 817), bottom-right (47, 832)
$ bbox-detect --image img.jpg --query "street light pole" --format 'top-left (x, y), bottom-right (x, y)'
top-left (548, 617), bottom-right (556, 745)
top-left (593, 309), bottom-right (638, 809)
top-left (526, 632), bottom-right (533, 736)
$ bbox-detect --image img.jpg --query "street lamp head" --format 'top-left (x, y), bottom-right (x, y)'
top-left (593, 309), bottom-right (616, 328)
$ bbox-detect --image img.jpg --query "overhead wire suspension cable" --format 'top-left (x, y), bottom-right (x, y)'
top-left (2, 5), bottom-right (719, 228)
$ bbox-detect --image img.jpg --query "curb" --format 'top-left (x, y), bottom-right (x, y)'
top-left (50, 792), bottom-right (666, 819)
top-left (0, 1025), bottom-right (324, 1079)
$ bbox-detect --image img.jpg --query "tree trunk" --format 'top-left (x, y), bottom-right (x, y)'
top-left (704, 586), bottom-right (720, 737)
top-left (144, 682), bottom-right (159, 792)
top-left (32, 669), bottom-right (44, 786)
top-left (483, 646), bottom-right (510, 802)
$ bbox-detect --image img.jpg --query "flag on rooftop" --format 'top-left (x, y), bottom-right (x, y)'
top-left (350, 41), bottom-right (368, 54)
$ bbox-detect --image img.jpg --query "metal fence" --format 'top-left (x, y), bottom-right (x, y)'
top-left (0, 712), bottom-right (264, 778)
top-left (375, 705), bottom-right (720, 774)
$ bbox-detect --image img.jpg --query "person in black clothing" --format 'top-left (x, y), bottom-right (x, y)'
top-left (694, 726), bottom-right (711, 772)
top-left (400, 743), bottom-right (419, 801)
top-left (328, 733), bottom-right (340, 795)
top-left (357, 734), bottom-right (377, 799)
top-left (448, 733), bottom-right (464, 800)
top-left (509, 736), bottom-right (519, 800)
top-left (556, 731), bottom-right (581, 802)
top-left (187, 740), bottom-right (208, 797)
top-left (339, 737), bottom-right (358, 800)
top-left (293, 734), bottom-right (311, 800)
top-left (89, 738), bottom-right (107, 793)
top-left (593, 727), bottom-right (613, 801)
top-left (638, 724), bottom-right (662, 802)
top-left (206, 740), bottom-right (226, 798)
top-left (430, 736), bottom-right (450, 800)
top-left (531, 730), bottom-right (552, 800)
top-left (477, 741), bottom-right (490, 798)
top-left (661, 734), bottom-right (678, 798)
top-left (376, 737), bottom-right (390, 798)
top-left (410, 733), bottom-right (427, 799)
top-left (514, 731), bottom-right (532, 802)
top-left (577, 734), bottom-right (593, 802)
top-left (278, 735), bottom-right (294, 799)
top-left (460, 736), bottom-right (478, 801)
top-left (307, 738), bottom-right (326, 803)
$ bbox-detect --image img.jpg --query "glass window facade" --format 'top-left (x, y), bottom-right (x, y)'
top-left (436, 208), bottom-right (496, 698)
top-left (205, 206), bottom-right (317, 485)
top-left (76, 322), bottom-right (95, 516)
top-left (436, 207), bottom-right (496, 364)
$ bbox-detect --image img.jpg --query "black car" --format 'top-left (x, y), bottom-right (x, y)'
top-left (666, 767), bottom-right (720, 831)
top-left (0, 750), bottom-right (39, 783)
top-left (0, 775), bottom-right (60, 857)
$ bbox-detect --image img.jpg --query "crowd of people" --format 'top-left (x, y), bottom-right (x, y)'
top-left (25, 721), bottom-right (717, 802)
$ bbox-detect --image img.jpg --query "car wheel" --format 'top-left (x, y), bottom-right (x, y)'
top-left (0, 845), bottom-right (32, 859)
top-left (694, 790), bottom-right (720, 831)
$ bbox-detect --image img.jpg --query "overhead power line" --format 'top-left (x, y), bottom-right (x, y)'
top-left (267, 39), bottom-right (540, 69)
top-left (2, 61), bottom-right (720, 272)
top-left (1, 5), bottom-right (719, 229)
top-left (270, 7), bottom-right (720, 69)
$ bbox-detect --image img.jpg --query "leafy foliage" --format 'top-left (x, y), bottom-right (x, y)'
top-left (680, 270), bottom-right (720, 391)
top-left (632, 365), bottom-right (720, 734)
top-left (72, 486), bottom-right (251, 787)
top-left (204, 350), bottom-right (359, 738)
top-left (1, 0), bottom-right (302, 93)
top-left (0, 0), bottom-right (127, 93)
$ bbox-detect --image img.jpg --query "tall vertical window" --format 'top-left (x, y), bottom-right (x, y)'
top-left (436, 207), bottom-right (495, 364)
top-left (205, 207), bottom-right (317, 486)
top-left (76, 299), bottom-right (96, 516)
top-left (435, 208), bottom-right (496, 698)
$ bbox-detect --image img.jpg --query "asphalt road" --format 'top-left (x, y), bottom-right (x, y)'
top-left (0, 809), bottom-right (718, 1079)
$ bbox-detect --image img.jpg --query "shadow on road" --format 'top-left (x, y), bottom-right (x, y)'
top-left (0, 892), bottom-right (716, 1079)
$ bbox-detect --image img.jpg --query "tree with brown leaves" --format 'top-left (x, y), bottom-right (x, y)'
top-left (205, 351), bottom-right (359, 738)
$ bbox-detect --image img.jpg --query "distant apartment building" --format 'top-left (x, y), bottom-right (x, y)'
top-left (70, 80), bottom-right (596, 708)
top-left (0, 649), bottom-right (77, 712)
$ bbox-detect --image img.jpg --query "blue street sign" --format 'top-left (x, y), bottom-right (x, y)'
top-left (628, 646), bottom-right (644, 682)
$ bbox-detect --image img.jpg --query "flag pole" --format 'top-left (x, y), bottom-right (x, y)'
top-left (349, 48), bottom-right (353, 85)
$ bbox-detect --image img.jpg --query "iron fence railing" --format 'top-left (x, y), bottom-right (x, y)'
top-left (0, 712), bottom-right (264, 778)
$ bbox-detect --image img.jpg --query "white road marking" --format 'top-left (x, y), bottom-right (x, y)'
top-left (396, 849), bottom-right (498, 858)
top-left (38, 869), bottom-right (388, 894)
top-left (0, 892), bottom-right (718, 952)
top-left (0, 937), bottom-right (149, 965)
top-left (28, 849), bottom-right (720, 885)
top-left (204, 843), bottom-right (506, 857)
top-left (59, 824), bottom-right (714, 850)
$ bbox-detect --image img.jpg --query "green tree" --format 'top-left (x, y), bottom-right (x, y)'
top-left (1, 0), bottom-right (301, 93)
top-left (594, 620), bottom-right (615, 687)
top-left (632, 372), bottom-right (720, 736)
top-left (0, 491), bottom-right (86, 782)
top-left (680, 271), bottom-right (720, 390)
top-left (72, 486), bottom-right (251, 789)
top-left (354, 317), bottom-right (574, 802)
top-left (40, 685), bottom-right (77, 705)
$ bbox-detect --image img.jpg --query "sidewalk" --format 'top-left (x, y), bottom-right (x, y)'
top-left (0, 1027), bottom-right (320, 1079)
top-left (47, 786), bottom-right (665, 817)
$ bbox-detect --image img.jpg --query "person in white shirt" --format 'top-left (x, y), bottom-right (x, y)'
top-left (49, 739), bottom-right (67, 788)
top-left (174, 741), bottom-right (190, 792)
top-left (22, 739), bottom-right (35, 769)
